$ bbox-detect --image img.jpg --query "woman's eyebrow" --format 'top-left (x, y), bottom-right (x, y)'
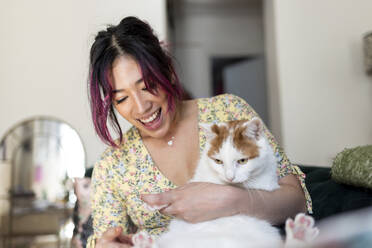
top-left (112, 77), bottom-right (143, 93)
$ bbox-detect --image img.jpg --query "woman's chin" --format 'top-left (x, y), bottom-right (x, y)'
top-left (137, 107), bottom-right (175, 140)
top-left (138, 120), bottom-right (170, 139)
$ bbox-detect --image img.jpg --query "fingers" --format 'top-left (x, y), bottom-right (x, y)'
top-left (160, 204), bottom-right (196, 223)
top-left (97, 227), bottom-right (134, 248)
top-left (117, 234), bottom-right (134, 245)
top-left (114, 244), bottom-right (132, 248)
top-left (141, 190), bottom-right (174, 208)
top-left (101, 227), bottom-right (123, 242)
top-left (160, 203), bottom-right (176, 216)
top-left (97, 242), bottom-right (131, 248)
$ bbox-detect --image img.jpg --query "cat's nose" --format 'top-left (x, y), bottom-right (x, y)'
top-left (226, 176), bottom-right (234, 182)
top-left (226, 171), bottom-right (235, 182)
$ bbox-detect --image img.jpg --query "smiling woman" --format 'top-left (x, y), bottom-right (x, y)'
top-left (89, 16), bottom-right (183, 148)
top-left (87, 16), bottom-right (311, 248)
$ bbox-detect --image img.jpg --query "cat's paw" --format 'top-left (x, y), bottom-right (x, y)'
top-left (285, 213), bottom-right (319, 246)
top-left (132, 231), bottom-right (157, 248)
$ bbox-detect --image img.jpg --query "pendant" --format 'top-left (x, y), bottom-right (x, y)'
top-left (167, 136), bottom-right (175, 146)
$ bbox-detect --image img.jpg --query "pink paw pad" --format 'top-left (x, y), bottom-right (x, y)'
top-left (132, 231), bottom-right (155, 248)
top-left (285, 213), bottom-right (319, 243)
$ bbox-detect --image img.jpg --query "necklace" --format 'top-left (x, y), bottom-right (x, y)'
top-left (167, 136), bottom-right (175, 146)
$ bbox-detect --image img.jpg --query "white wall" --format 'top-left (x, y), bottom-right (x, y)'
top-left (0, 0), bottom-right (167, 167)
top-left (264, 0), bottom-right (372, 166)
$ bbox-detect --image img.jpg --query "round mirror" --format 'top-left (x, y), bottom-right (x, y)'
top-left (0, 116), bottom-right (86, 202)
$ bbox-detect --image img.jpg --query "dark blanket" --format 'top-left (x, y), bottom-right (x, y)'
top-left (299, 165), bottom-right (372, 220)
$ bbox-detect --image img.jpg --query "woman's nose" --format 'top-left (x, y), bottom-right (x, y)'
top-left (133, 94), bottom-right (150, 114)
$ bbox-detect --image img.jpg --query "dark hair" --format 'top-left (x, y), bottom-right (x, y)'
top-left (88, 16), bottom-right (183, 147)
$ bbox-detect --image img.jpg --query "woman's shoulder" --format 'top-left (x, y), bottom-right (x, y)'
top-left (197, 93), bottom-right (252, 122)
top-left (94, 126), bottom-right (141, 169)
top-left (197, 93), bottom-right (241, 104)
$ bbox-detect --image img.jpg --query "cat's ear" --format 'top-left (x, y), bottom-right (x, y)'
top-left (199, 123), bottom-right (216, 141)
top-left (244, 117), bottom-right (263, 140)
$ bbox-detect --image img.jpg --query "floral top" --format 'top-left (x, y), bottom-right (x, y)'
top-left (87, 94), bottom-right (312, 247)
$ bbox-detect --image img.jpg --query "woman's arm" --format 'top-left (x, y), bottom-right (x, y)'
top-left (141, 173), bottom-right (306, 225)
top-left (87, 150), bottom-right (133, 247)
top-left (235, 173), bottom-right (307, 224)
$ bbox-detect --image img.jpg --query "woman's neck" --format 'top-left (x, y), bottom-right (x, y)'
top-left (161, 100), bottom-right (186, 142)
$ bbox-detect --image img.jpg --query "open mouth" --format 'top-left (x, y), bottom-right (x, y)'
top-left (138, 108), bottom-right (162, 127)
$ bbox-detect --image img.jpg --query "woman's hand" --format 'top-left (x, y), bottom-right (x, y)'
top-left (141, 174), bottom-right (307, 225)
top-left (96, 226), bottom-right (133, 248)
top-left (141, 182), bottom-right (239, 223)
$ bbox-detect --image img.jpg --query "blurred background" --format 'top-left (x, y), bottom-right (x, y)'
top-left (0, 0), bottom-right (371, 247)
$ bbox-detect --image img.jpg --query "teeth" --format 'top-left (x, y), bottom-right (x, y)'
top-left (140, 109), bottom-right (160, 123)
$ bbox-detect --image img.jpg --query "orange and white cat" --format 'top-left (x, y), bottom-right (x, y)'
top-left (136, 118), bottom-right (318, 248)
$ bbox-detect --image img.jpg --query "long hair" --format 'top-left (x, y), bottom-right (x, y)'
top-left (88, 16), bottom-right (183, 147)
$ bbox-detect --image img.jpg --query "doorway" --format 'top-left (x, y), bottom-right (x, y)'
top-left (167, 0), bottom-right (269, 126)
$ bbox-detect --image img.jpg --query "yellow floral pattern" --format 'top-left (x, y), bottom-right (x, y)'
top-left (87, 94), bottom-right (312, 247)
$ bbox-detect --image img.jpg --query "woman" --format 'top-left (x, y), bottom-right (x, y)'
top-left (87, 16), bottom-right (312, 248)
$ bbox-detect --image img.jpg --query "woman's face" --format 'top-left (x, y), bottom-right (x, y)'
top-left (111, 56), bottom-right (175, 139)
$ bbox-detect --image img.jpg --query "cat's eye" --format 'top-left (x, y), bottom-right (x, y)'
top-left (237, 158), bottom-right (249, 165)
top-left (214, 159), bottom-right (223, 165)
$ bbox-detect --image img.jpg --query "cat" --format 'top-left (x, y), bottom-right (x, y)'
top-left (135, 118), bottom-right (318, 248)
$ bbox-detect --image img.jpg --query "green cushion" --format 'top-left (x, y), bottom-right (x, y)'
top-left (331, 145), bottom-right (372, 189)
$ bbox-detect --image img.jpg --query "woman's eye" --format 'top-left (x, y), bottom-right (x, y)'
top-left (214, 159), bottom-right (223, 165)
top-left (237, 158), bottom-right (248, 165)
top-left (116, 96), bottom-right (127, 104)
top-left (142, 87), bottom-right (148, 91)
